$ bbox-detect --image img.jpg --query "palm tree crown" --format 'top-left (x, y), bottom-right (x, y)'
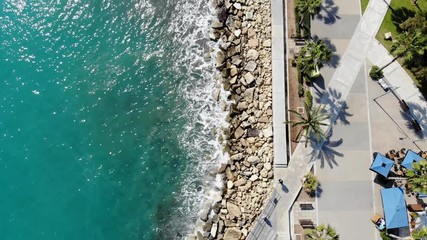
top-left (296, 39), bottom-right (333, 77)
top-left (296, 0), bottom-right (323, 26)
top-left (286, 102), bottom-right (330, 147)
top-left (305, 224), bottom-right (339, 240)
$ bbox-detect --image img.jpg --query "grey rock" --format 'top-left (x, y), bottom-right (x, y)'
top-left (223, 228), bottom-right (242, 240)
top-left (220, 42), bottom-right (231, 51)
top-left (247, 128), bottom-right (259, 137)
top-left (226, 202), bottom-right (241, 218)
top-left (247, 49), bottom-right (259, 61)
top-left (263, 126), bottom-right (273, 138)
top-left (244, 72), bottom-right (255, 85)
top-left (209, 31), bottom-right (221, 41)
top-left (244, 87), bottom-right (255, 102)
top-left (210, 223), bottom-right (218, 238)
top-left (211, 20), bottom-right (224, 29)
top-left (234, 178), bottom-right (247, 186)
top-left (244, 61), bottom-right (257, 72)
top-left (247, 156), bottom-right (260, 164)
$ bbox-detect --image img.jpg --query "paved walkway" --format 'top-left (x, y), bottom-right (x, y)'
top-left (266, 0), bottom-right (427, 238)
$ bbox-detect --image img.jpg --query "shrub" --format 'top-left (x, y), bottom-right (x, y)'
top-left (305, 90), bottom-right (313, 109)
top-left (298, 84), bottom-right (305, 97)
top-left (369, 65), bottom-right (384, 80)
top-left (380, 231), bottom-right (392, 240)
top-left (303, 173), bottom-right (319, 193)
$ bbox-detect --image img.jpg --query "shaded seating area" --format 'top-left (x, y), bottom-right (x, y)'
top-left (401, 149), bottom-right (424, 170)
top-left (381, 187), bottom-right (409, 229)
top-left (370, 152), bottom-right (394, 178)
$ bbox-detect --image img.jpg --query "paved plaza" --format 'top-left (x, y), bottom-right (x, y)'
top-left (266, 0), bottom-right (427, 239)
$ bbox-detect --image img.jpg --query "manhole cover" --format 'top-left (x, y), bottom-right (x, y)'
top-left (297, 107), bottom-right (304, 114)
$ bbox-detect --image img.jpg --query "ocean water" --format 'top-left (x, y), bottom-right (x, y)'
top-left (0, 0), bottom-right (228, 239)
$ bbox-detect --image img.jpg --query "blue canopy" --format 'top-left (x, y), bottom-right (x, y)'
top-left (401, 150), bottom-right (423, 169)
top-left (381, 188), bottom-right (409, 229)
top-left (369, 153), bottom-right (394, 177)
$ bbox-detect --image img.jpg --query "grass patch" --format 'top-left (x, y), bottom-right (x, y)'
top-left (375, 0), bottom-right (427, 88)
top-left (361, 0), bottom-right (369, 14)
top-left (376, 0), bottom-right (427, 51)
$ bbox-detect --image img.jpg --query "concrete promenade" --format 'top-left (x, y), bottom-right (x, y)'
top-left (263, 0), bottom-right (427, 239)
top-left (271, 0), bottom-right (289, 168)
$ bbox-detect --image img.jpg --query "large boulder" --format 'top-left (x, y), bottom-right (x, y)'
top-left (244, 61), bottom-right (257, 72)
top-left (247, 156), bottom-right (260, 164)
top-left (223, 227), bottom-right (242, 240)
top-left (226, 202), bottom-right (242, 218)
top-left (247, 49), bottom-right (259, 61)
top-left (211, 20), bottom-right (224, 29)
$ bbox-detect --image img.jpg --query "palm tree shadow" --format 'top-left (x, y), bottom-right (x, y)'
top-left (315, 87), bottom-right (352, 125)
top-left (315, 0), bottom-right (341, 25)
top-left (309, 129), bottom-right (344, 169)
top-left (391, 7), bottom-right (416, 32)
top-left (319, 37), bottom-right (341, 69)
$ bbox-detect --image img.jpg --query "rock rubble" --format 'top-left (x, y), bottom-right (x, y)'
top-left (188, 0), bottom-right (272, 239)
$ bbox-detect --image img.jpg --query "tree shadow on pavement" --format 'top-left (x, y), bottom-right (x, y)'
top-left (315, 0), bottom-right (341, 25)
top-left (310, 129), bottom-right (344, 169)
top-left (314, 184), bottom-right (323, 198)
top-left (315, 87), bottom-right (353, 126)
top-left (400, 102), bottom-right (426, 138)
top-left (320, 37), bottom-right (341, 69)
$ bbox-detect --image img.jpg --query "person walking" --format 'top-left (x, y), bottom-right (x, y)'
top-left (278, 179), bottom-right (283, 185)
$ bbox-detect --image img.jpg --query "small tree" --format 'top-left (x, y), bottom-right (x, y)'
top-left (377, 31), bottom-right (427, 72)
top-left (286, 102), bottom-right (330, 147)
top-left (296, 39), bottom-right (333, 81)
top-left (405, 159), bottom-right (427, 194)
top-left (369, 65), bottom-right (384, 80)
top-left (303, 172), bottom-right (319, 194)
top-left (305, 224), bottom-right (339, 240)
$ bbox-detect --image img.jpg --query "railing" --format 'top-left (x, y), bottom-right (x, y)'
top-left (247, 190), bottom-right (281, 240)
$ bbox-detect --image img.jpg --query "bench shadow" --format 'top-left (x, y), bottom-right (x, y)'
top-left (315, 0), bottom-right (341, 25)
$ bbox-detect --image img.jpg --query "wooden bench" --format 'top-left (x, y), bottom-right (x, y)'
top-left (299, 219), bottom-right (315, 228)
top-left (300, 203), bottom-right (314, 210)
top-left (408, 204), bottom-right (424, 212)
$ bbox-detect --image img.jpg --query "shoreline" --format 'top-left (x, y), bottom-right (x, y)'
top-left (189, 0), bottom-right (273, 239)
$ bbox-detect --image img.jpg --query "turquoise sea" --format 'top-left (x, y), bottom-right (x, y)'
top-left (0, 0), bottom-right (227, 239)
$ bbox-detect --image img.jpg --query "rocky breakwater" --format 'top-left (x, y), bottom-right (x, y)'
top-left (190, 0), bottom-right (273, 239)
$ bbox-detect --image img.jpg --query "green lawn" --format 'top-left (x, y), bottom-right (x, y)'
top-left (361, 0), bottom-right (369, 14)
top-left (376, 0), bottom-right (427, 51)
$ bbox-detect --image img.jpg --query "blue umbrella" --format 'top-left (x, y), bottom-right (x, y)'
top-left (369, 153), bottom-right (394, 177)
top-left (381, 187), bottom-right (409, 229)
top-left (401, 150), bottom-right (423, 170)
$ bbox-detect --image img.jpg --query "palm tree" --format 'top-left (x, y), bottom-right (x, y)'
top-left (377, 30), bottom-right (427, 72)
top-left (405, 159), bottom-right (427, 194)
top-left (412, 226), bottom-right (427, 240)
top-left (296, 39), bottom-right (333, 80)
top-left (296, 0), bottom-right (323, 27)
top-left (286, 102), bottom-right (330, 147)
top-left (305, 224), bottom-right (339, 240)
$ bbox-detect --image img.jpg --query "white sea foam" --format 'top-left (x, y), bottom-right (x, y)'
top-left (165, 0), bottom-right (231, 238)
